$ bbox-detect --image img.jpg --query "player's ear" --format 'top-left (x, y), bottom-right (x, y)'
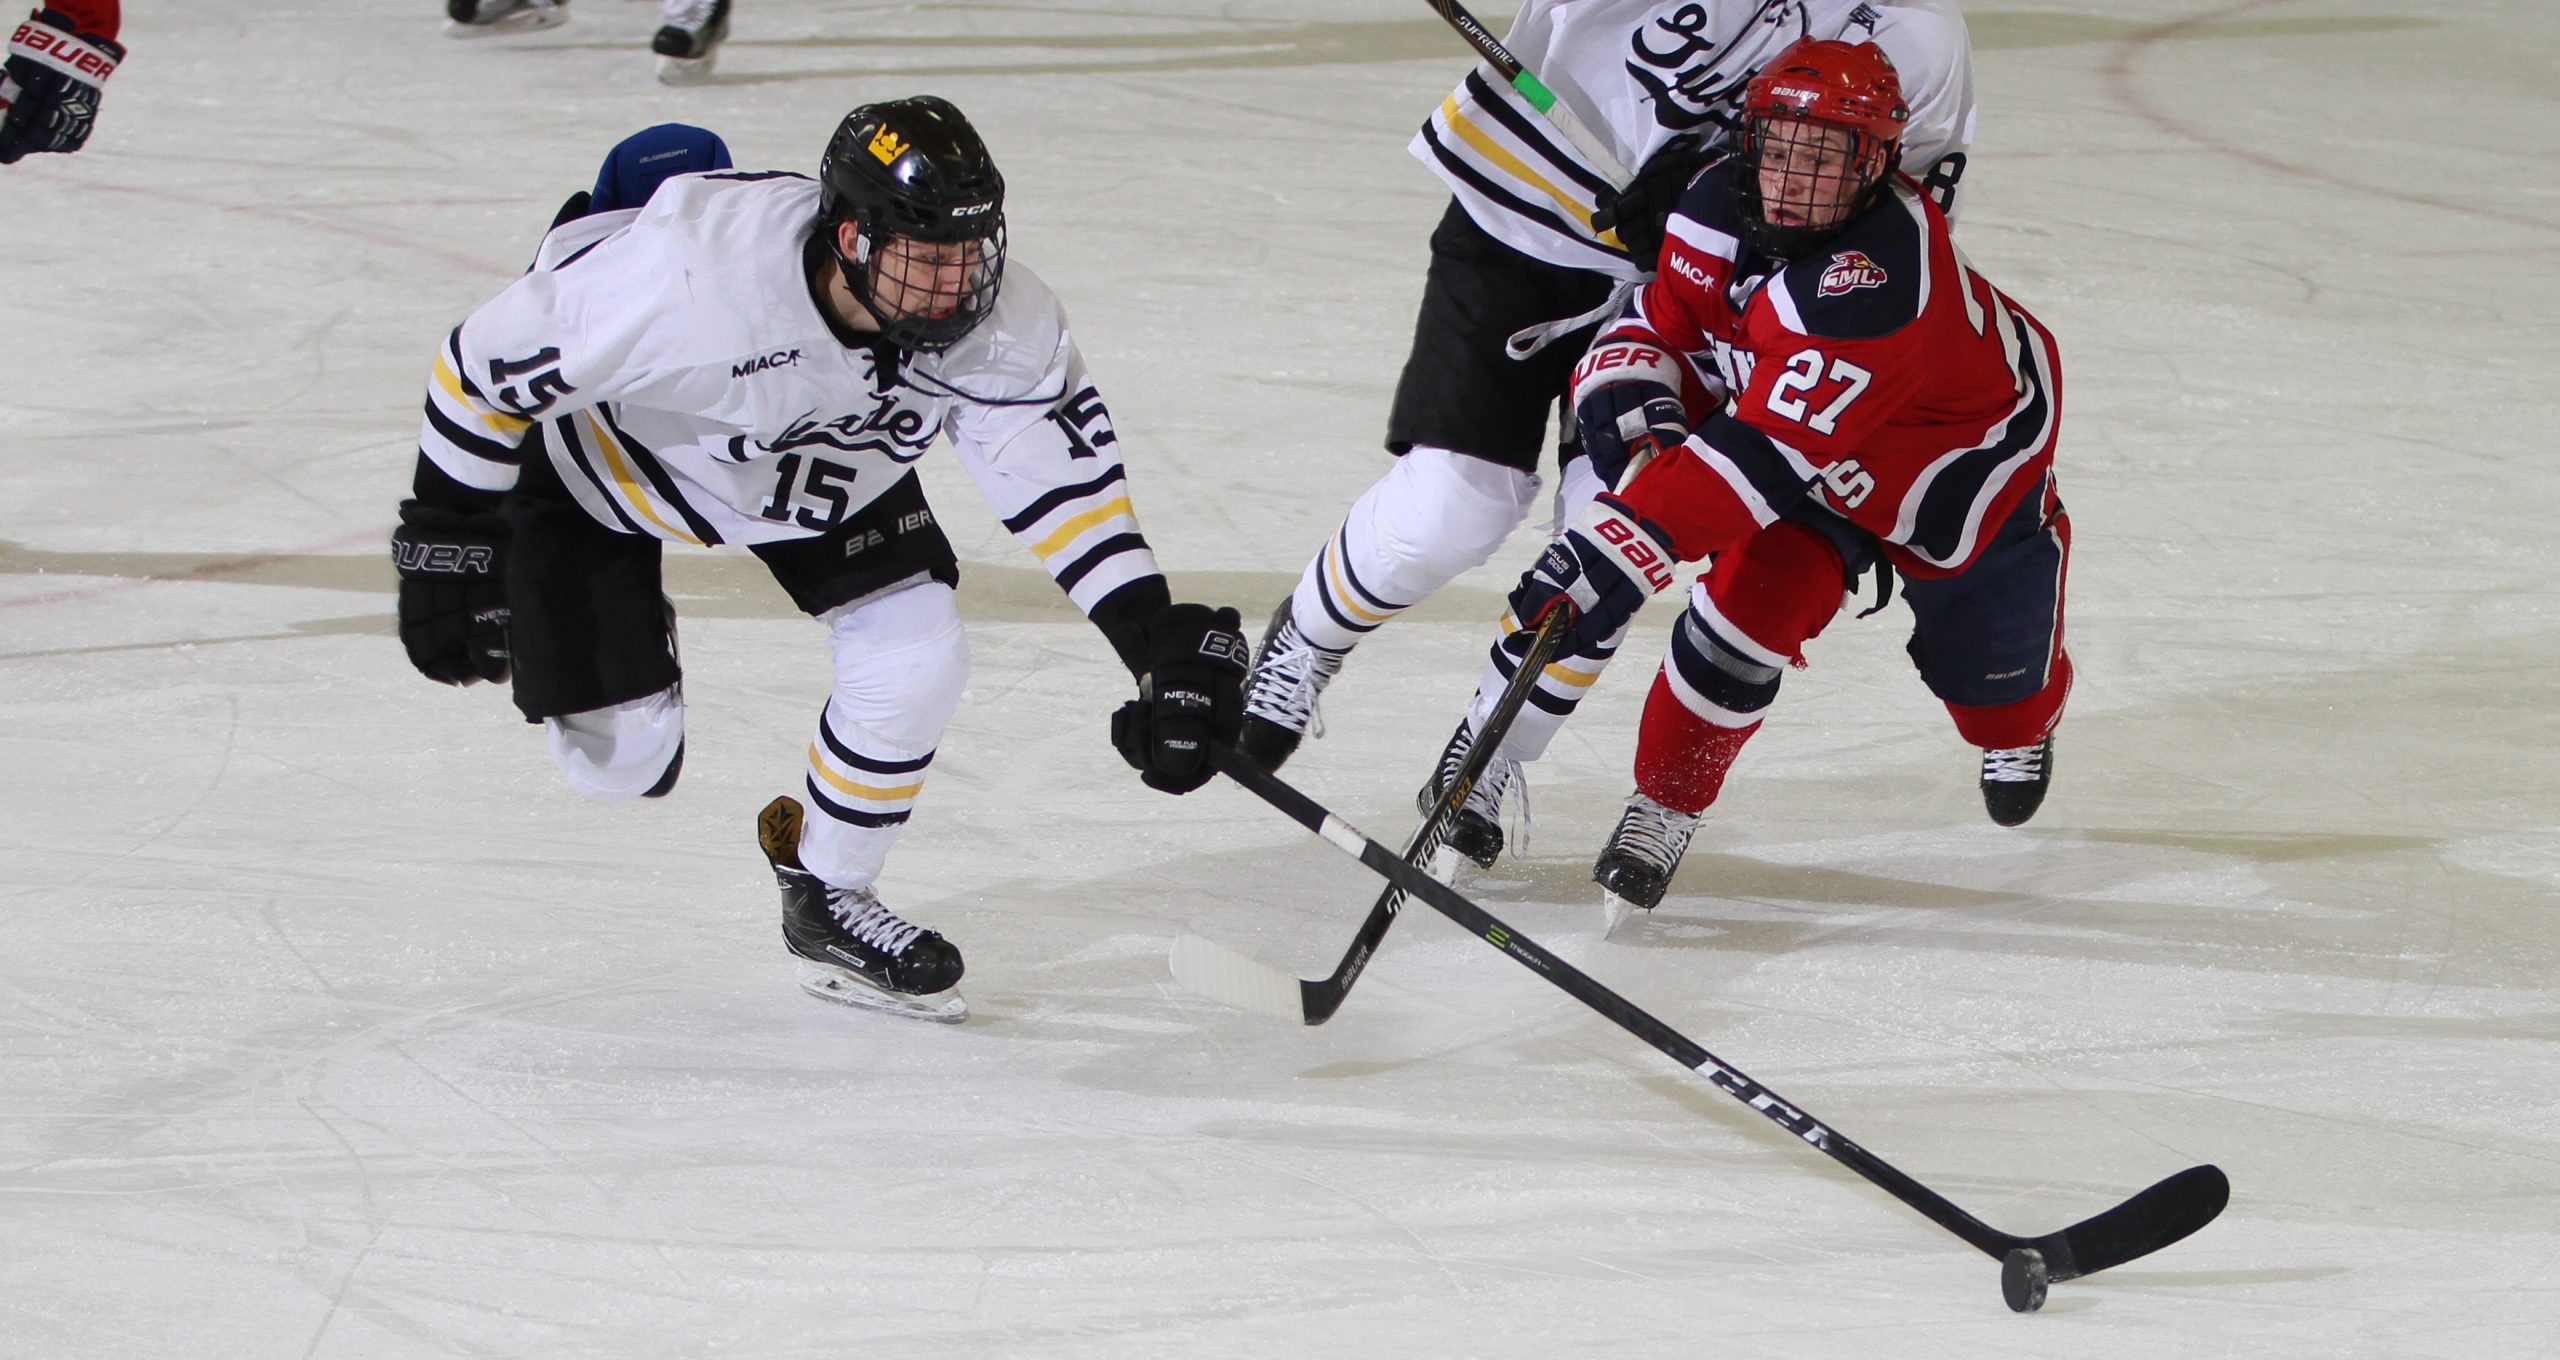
top-left (834, 220), bottom-right (864, 260)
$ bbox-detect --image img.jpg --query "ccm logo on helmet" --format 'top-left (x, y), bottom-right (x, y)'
top-left (948, 202), bottom-right (995, 219)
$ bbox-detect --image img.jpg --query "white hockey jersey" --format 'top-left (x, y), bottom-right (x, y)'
top-left (1412, 0), bottom-right (1977, 276)
top-left (416, 172), bottom-right (1161, 619)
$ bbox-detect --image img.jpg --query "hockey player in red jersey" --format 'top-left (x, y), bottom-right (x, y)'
top-left (1463, 37), bottom-right (2070, 915)
top-left (0, 0), bottom-right (119, 163)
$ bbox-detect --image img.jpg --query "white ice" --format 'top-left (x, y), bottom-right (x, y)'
top-left (4, 1), bottom-right (2556, 1355)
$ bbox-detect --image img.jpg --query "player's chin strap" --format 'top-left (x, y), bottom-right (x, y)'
top-left (1504, 278), bottom-right (1639, 361)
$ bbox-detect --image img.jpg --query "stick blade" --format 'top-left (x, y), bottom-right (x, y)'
top-left (2036, 1163), bottom-right (2230, 1283)
top-left (1169, 933), bottom-right (1314, 1023)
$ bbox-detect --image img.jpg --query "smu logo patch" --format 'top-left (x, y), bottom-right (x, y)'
top-left (1818, 251), bottom-right (1889, 298)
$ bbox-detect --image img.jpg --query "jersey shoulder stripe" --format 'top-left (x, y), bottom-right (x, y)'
top-left (1767, 186), bottom-right (1930, 341)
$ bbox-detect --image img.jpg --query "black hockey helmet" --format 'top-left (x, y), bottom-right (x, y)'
top-left (819, 96), bottom-right (1007, 351)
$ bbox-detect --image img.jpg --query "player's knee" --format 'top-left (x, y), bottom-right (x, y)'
top-left (546, 685), bottom-right (685, 801)
top-left (1370, 445), bottom-right (1539, 573)
top-left (823, 580), bottom-right (969, 748)
top-left (1665, 605), bottom-right (1786, 723)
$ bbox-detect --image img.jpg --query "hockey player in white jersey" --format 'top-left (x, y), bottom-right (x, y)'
top-left (390, 103), bottom-right (1247, 1023)
top-left (1238, 0), bottom-right (1973, 865)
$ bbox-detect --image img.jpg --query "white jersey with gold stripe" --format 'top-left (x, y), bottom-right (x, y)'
top-left (415, 171), bottom-right (1160, 618)
top-left (1411, 0), bottom-right (1976, 277)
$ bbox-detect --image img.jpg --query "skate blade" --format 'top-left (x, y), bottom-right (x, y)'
top-left (656, 52), bottom-right (719, 84)
top-left (1426, 844), bottom-right (1463, 884)
top-left (444, 11), bottom-right (569, 38)
top-left (796, 960), bottom-right (967, 1023)
top-left (1600, 892), bottom-right (1642, 940)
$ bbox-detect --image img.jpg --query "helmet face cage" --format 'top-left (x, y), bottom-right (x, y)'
top-left (819, 96), bottom-right (1008, 352)
top-left (1737, 115), bottom-right (1896, 259)
top-left (1733, 39), bottom-right (1908, 259)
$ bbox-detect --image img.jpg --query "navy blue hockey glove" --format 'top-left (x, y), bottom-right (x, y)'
top-left (1112, 603), bottom-right (1247, 795)
top-left (1506, 496), bottom-right (1680, 656)
top-left (1575, 378), bottom-right (1688, 492)
top-left (1571, 336), bottom-right (1695, 491)
top-left (0, 8), bottom-right (121, 164)
top-left (392, 502), bottom-right (513, 686)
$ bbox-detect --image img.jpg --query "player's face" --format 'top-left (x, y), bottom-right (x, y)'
top-left (868, 235), bottom-right (997, 326)
top-left (1755, 119), bottom-right (1869, 231)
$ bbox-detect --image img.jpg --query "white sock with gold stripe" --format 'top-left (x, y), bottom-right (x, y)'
top-left (797, 582), bottom-right (969, 889)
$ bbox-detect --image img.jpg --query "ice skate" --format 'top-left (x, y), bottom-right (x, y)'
top-left (651, 0), bottom-right (730, 84)
top-left (1236, 598), bottom-right (1345, 771)
top-left (757, 796), bottom-right (967, 1023)
top-left (1415, 718), bottom-right (1519, 876)
top-left (1979, 735), bottom-right (2054, 827)
top-left (444, 0), bottom-right (568, 37)
top-left (1594, 793), bottom-right (1700, 937)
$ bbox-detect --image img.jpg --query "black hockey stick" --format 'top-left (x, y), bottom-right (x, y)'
top-left (1170, 602), bottom-right (1578, 1024)
top-left (1207, 745), bottom-right (2231, 1309)
top-left (1422, 0), bottom-right (1633, 183)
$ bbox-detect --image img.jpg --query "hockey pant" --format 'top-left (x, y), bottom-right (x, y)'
top-left (1284, 446), bottom-right (1543, 653)
top-left (1460, 473), bottom-right (2074, 813)
top-left (532, 577), bottom-right (969, 890)
top-left (1638, 491), bottom-right (2075, 814)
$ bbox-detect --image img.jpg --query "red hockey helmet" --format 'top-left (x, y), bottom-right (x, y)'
top-left (1736, 38), bottom-right (1910, 258)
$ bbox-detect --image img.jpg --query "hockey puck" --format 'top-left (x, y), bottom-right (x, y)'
top-left (2001, 1247), bottom-right (2049, 1313)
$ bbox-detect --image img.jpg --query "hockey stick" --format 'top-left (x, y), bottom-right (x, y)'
top-left (1206, 744), bottom-right (2232, 1310)
top-left (1422, 0), bottom-right (1633, 184)
top-left (1170, 602), bottom-right (1579, 1024)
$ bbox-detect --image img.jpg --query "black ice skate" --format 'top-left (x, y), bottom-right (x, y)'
top-left (757, 796), bottom-right (966, 1023)
top-left (1593, 793), bottom-right (1701, 937)
top-left (1237, 598), bottom-right (1346, 771)
top-left (1414, 718), bottom-right (1519, 875)
top-left (651, 0), bottom-right (730, 84)
top-left (1979, 735), bottom-right (2054, 827)
top-left (444, 0), bottom-right (567, 37)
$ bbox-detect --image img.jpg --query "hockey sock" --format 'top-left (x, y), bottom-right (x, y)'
top-left (1634, 668), bottom-right (1757, 814)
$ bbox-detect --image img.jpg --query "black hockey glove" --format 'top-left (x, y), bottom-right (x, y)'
top-left (392, 501), bottom-right (513, 686)
top-left (1506, 497), bottom-right (1679, 657)
top-left (0, 8), bottom-right (121, 165)
top-left (1111, 603), bottom-right (1248, 795)
top-left (1590, 137), bottom-right (1727, 268)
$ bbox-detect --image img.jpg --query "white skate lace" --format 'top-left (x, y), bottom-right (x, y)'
top-left (659, 0), bottom-right (719, 29)
top-left (1981, 741), bottom-right (2049, 784)
top-left (1610, 795), bottom-right (1698, 873)
top-left (1243, 615), bottom-right (1344, 740)
top-left (829, 890), bottom-right (925, 957)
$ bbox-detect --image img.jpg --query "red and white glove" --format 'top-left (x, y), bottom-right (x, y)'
top-left (1, 5), bottom-right (123, 164)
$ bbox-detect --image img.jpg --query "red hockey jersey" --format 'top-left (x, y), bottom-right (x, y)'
top-left (1598, 160), bottom-right (2062, 579)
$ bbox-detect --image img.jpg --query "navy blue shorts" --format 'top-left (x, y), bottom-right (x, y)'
top-left (1899, 484), bottom-right (2070, 709)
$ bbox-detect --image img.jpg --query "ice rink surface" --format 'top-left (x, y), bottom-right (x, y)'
top-left (5, 0), bottom-right (2557, 1354)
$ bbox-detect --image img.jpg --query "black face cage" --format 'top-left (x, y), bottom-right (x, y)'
top-left (850, 217), bottom-right (1007, 353)
top-left (1736, 116), bottom-right (1896, 260)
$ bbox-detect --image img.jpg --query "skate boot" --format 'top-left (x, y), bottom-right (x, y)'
top-left (651, 0), bottom-right (730, 83)
top-left (444, 0), bottom-right (568, 37)
top-left (1594, 793), bottom-right (1700, 935)
top-left (757, 796), bottom-right (966, 1023)
top-left (1979, 735), bottom-right (2054, 827)
top-left (1414, 718), bottom-right (1519, 875)
top-left (1236, 598), bottom-right (1346, 771)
